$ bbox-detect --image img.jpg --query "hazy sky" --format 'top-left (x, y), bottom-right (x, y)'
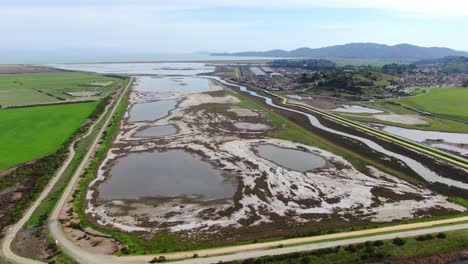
top-left (2, 0), bottom-right (468, 62)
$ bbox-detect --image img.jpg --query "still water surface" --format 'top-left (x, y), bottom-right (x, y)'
top-left (100, 150), bottom-right (236, 200)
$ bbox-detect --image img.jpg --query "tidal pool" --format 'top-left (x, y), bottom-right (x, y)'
top-left (254, 144), bottom-right (327, 172)
top-left (135, 77), bottom-right (211, 93)
top-left (129, 100), bottom-right (177, 122)
top-left (99, 150), bottom-right (236, 200)
top-left (134, 125), bottom-right (178, 138)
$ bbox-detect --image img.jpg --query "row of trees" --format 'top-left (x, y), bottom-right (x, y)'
top-left (270, 59), bottom-right (336, 70)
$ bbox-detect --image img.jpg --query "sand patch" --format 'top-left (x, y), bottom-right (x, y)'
top-left (227, 107), bottom-right (259, 117)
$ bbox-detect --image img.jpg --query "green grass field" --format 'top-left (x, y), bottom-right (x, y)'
top-left (0, 102), bottom-right (98, 170)
top-left (0, 72), bottom-right (120, 106)
top-left (394, 87), bottom-right (468, 121)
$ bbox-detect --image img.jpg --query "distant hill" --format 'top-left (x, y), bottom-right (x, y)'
top-left (212, 43), bottom-right (468, 61)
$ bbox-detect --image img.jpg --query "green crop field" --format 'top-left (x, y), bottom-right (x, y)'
top-left (0, 72), bottom-right (120, 107)
top-left (0, 102), bottom-right (98, 170)
top-left (394, 87), bottom-right (468, 121)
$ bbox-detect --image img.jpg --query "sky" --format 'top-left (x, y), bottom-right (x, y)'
top-left (1, 0), bottom-right (468, 63)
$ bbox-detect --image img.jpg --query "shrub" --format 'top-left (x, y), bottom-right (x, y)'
top-left (373, 240), bottom-right (384, 247)
top-left (416, 234), bottom-right (434, 241)
top-left (436, 233), bottom-right (447, 239)
top-left (193, 253), bottom-right (199, 258)
top-left (392, 237), bottom-right (406, 246)
top-left (344, 244), bottom-right (358, 253)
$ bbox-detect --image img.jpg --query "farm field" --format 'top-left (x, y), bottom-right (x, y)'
top-left (0, 72), bottom-right (121, 107)
top-left (393, 87), bottom-right (468, 121)
top-left (0, 101), bottom-right (98, 170)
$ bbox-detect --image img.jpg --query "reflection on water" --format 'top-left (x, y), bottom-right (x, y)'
top-left (255, 144), bottom-right (326, 172)
top-left (100, 150), bottom-right (236, 200)
top-left (129, 100), bottom-right (177, 122)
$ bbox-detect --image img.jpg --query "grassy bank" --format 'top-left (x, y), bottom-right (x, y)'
top-left (225, 229), bottom-right (468, 264)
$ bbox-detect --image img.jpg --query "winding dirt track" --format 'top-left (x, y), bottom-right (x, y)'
top-left (2, 77), bottom-right (468, 264)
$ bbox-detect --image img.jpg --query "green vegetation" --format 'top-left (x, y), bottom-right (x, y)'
top-left (0, 72), bottom-right (121, 106)
top-left (225, 229), bottom-right (468, 264)
top-left (24, 98), bottom-right (114, 228)
top-left (270, 59), bottom-right (336, 70)
top-left (381, 63), bottom-right (416, 75)
top-left (416, 56), bottom-right (468, 74)
top-left (408, 88), bottom-right (426, 96)
top-left (0, 102), bottom-right (98, 171)
top-left (298, 68), bottom-right (396, 98)
top-left (393, 87), bottom-right (468, 121)
top-left (336, 60), bottom-right (401, 67)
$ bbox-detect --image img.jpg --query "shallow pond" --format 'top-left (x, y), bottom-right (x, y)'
top-left (135, 76), bottom-right (211, 93)
top-left (129, 100), bottom-right (177, 122)
top-left (134, 125), bottom-right (178, 138)
top-left (254, 144), bottom-right (327, 172)
top-left (234, 122), bottom-right (271, 131)
top-left (333, 105), bottom-right (383, 114)
top-left (378, 125), bottom-right (468, 144)
top-left (99, 150), bottom-right (236, 200)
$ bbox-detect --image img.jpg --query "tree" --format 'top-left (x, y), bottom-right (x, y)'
top-left (463, 79), bottom-right (468, 87)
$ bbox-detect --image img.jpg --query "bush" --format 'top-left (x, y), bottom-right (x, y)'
top-left (193, 253), bottom-right (199, 258)
top-left (344, 244), bottom-right (358, 253)
top-left (416, 234), bottom-right (434, 241)
top-left (436, 233), bottom-right (447, 239)
top-left (373, 240), bottom-right (384, 247)
top-left (392, 237), bottom-right (406, 246)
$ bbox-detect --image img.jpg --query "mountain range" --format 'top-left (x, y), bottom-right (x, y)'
top-left (211, 43), bottom-right (468, 61)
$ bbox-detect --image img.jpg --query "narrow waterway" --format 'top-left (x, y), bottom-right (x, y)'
top-left (212, 77), bottom-right (468, 190)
